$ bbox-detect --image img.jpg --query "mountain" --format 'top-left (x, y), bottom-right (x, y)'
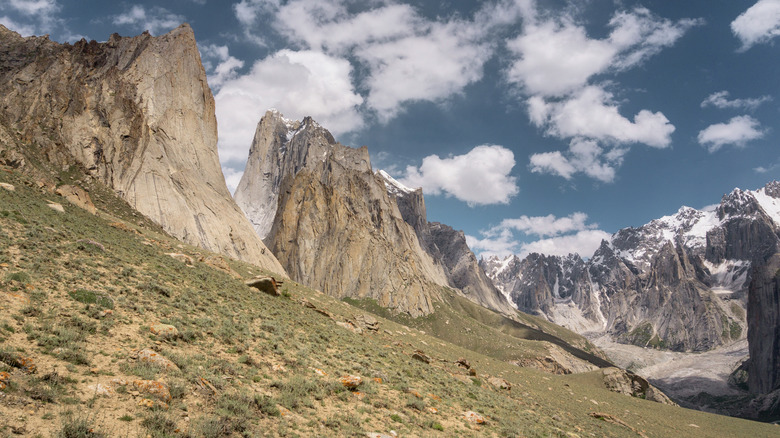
top-left (483, 182), bottom-right (780, 394)
top-left (235, 110), bottom-right (451, 316)
top-left (0, 24), bottom-right (284, 274)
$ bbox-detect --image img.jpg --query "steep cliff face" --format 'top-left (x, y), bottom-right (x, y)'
top-left (377, 171), bottom-right (514, 314)
top-left (236, 111), bottom-right (448, 316)
top-left (484, 181), bottom-right (780, 355)
top-left (748, 254), bottom-right (780, 394)
top-left (0, 25), bottom-right (284, 273)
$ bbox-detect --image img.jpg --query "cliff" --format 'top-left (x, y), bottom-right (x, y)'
top-left (0, 24), bottom-right (284, 273)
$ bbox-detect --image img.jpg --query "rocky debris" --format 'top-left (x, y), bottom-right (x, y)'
top-left (196, 377), bottom-right (217, 395)
top-left (55, 184), bottom-right (97, 214)
top-left (0, 182), bottom-right (14, 191)
top-left (601, 368), bottom-right (675, 405)
top-left (150, 323), bottom-right (179, 340)
top-left (340, 375), bottom-right (363, 390)
top-left (109, 222), bottom-right (141, 234)
top-left (488, 377), bottom-right (512, 390)
top-left (47, 202), bottom-right (64, 213)
top-left (131, 379), bottom-right (172, 402)
top-left (166, 253), bottom-right (194, 265)
top-left (76, 239), bottom-right (105, 251)
top-left (245, 276), bottom-right (282, 296)
top-left (589, 412), bottom-right (648, 438)
top-left (199, 254), bottom-right (240, 277)
top-left (411, 350), bottom-right (431, 364)
top-left (300, 298), bottom-right (334, 318)
top-left (236, 110), bottom-right (447, 317)
top-left (312, 368), bottom-right (327, 377)
top-left (89, 382), bottom-right (116, 397)
top-left (456, 358), bottom-right (471, 369)
top-left (0, 371), bottom-right (10, 389)
top-left (336, 321), bottom-right (362, 334)
top-left (463, 410), bottom-right (486, 424)
top-left (0, 24), bottom-right (285, 274)
top-left (354, 314), bottom-right (379, 331)
top-left (138, 398), bottom-right (169, 409)
top-left (365, 433), bottom-right (394, 438)
top-left (135, 349), bottom-right (180, 371)
top-left (0, 352), bottom-right (36, 374)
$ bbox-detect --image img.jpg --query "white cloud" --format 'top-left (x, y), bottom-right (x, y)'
top-left (529, 86), bottom-right (675, 148)
top-left (517, 229), bottom-right (611, 258)
top-left (467, 212), bottom-right (609, 258)
top-left (398, 145), bottom-right (519, 206)
top-left (199, 44), bottom-right (245, 91)
top-left (234, 0), bottom-right (514, 122)
top-left (731, 0), bottom-right (780, 51)
top-left (6, 0), bottom-right (57, 16)
top-left (357, 20), bottom-right (492, 121)
top-left (222, 166), bottom-right (245, 195)
top-left (494, 212), bottom-right (594, 237)
top-left (529, 138), bottom-right (626, 182)
top-left (506, 7), bottom-right (701, 97)
top-left (214, 49), bottom-right (364, 166)
top-left (112, 5), bottom-right (184, 36)
top-left (701, 90), bottom-right (772, 111)
top-left (698, 115), bottom-right (765, 152)
top-left (0, 15), bottom-right (36, 35)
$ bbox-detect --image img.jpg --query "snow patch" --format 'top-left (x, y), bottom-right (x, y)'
top-left (753, 187), bottom-right (780, 225)
top-left (377, 169), bottom-right (416, 195)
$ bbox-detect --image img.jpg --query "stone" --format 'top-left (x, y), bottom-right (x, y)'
top-left (456, 358), bottom-right (471, 369)
top-left (166, 253), bottom-right (194, 265)
top-left (132, 379), bottom-right (172, 402)
top-left (411, 350), bottom-right (431, 364)
top-left (600, 368), bottom-right (675, 405)
top-left (47, 203), bottom-right (64, 213)
top-left (136, 349), bottom-right (180, 371)
top-left (355, 314), bottom-right (380, 331)
top-left (488, 377), bottom-right (511, 390)
top-left (463, 411), bottom-right (486, 424)
top-left (0, 182), bottom-right (14, 191)
top-left (55, 185), bottom-right (97, 214)
top-left (89, 383), bottom-right (115, 397)
top-left (336, 321), bottom-right (362, 334)
top-left (0, 371), bottom-right (10, 389)
top-left (0, 24), bottom-right (285, 274)
top-left (150, 324), bottom-right (179, 340)
top-left (340, 375), bottom-right (363, 390)
top-left (245, 276), bottom-right (281, 296)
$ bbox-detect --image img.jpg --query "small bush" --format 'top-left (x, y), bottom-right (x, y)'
top-left (56, 412), bottom-right (105, 437)
top-left (68, 290), bottom-right (113, 309)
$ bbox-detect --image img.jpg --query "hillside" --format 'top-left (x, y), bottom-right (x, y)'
top-left (2, 152), bottom-right (779, 437)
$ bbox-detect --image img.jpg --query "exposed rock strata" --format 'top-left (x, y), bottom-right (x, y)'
top-left (484, 181), bottom-right (780, 356)
top-left (0, 24), bottom-right (284, 273)
top-left (236, 111), bottom-right (448, 316)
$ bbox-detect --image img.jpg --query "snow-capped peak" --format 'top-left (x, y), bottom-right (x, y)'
top-left (753, 182), bottom-right (780, 226)
top-left (377, 170), bottom-right (416, 196)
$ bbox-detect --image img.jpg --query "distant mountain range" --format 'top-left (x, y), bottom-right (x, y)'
top-left (482, 181), bottom-right (780, 394)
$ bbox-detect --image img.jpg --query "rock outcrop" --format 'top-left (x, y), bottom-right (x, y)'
top-left (377, 171), bottom-right (515, 314)
top-left (0, 24), bottom-right (284, 273)
top-left (483, 181), bottom-right (780, 356)
top-left (235, 111), bottom-right (449, 316)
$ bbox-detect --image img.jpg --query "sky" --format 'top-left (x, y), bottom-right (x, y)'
top-left (2, 0), bottom-right (779, 260)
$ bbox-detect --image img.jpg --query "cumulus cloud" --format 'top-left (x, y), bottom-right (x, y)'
top-left (199, 44), bottom-right (245, 91)
top-left (214, 49), bottom-right (364, 167)
top-left (0, 15), bottom-right (36, 35)
top-left (398, 145), bottom-right (519, 206)
top-left (697, 115), bottom-right (765, 152)
top-left (6, 0), bottom-right (58, 15)
top-left (701, 90), bottom-right (772, 111)
top-left (529, 138), bottom-right (626, 182)
top-left (506, 7), bottom-right (701, 97)
top-left (528, 86), bottom-right (675, 148)
top-left (731, 0), bottom-right (780, 51)
top-left (112, 5), bottom-right (184, 36)
top-left (233, 0), bottom-right (516, 122)
top-left (467, 212), bottom-right (609, 258)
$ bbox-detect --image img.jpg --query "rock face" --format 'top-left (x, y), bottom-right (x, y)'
top-left (377, 171), bottom-right (515, 315)
top-left (483, 182), bottom-right (780, 360)
top-left (235, 111), bottom-right (449, 316)
top-left (0, 24), bottom-right (284, 273)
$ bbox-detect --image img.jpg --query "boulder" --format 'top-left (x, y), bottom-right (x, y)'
top-left (136, 349), bottom-right (180, 371)
top-left (340, 375), bottom-right (363, 390)
top-left (56, 185), bottom-right (97, 214)
top-left (150, 323), bottom-right (179, 340)
top-left (463, 410), bottom-right (486, 424)
top-left (488, 377), bottom-right (511, 390)
top-left (0, 182), bottom-right (14, 191)
top-left (245, 276), bottom-right (281, 296)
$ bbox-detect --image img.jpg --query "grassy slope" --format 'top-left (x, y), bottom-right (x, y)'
top-left (0, 166), bottom-right (778, 437)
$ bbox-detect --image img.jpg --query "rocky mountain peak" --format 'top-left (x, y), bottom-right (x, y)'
top-left (0, 24), bottom-right (284, 273)
top-left (762, 180), bottom-right (780, 198)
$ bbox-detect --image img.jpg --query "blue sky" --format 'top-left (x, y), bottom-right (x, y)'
top-left (2, 0), bottom-right (779, 259)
